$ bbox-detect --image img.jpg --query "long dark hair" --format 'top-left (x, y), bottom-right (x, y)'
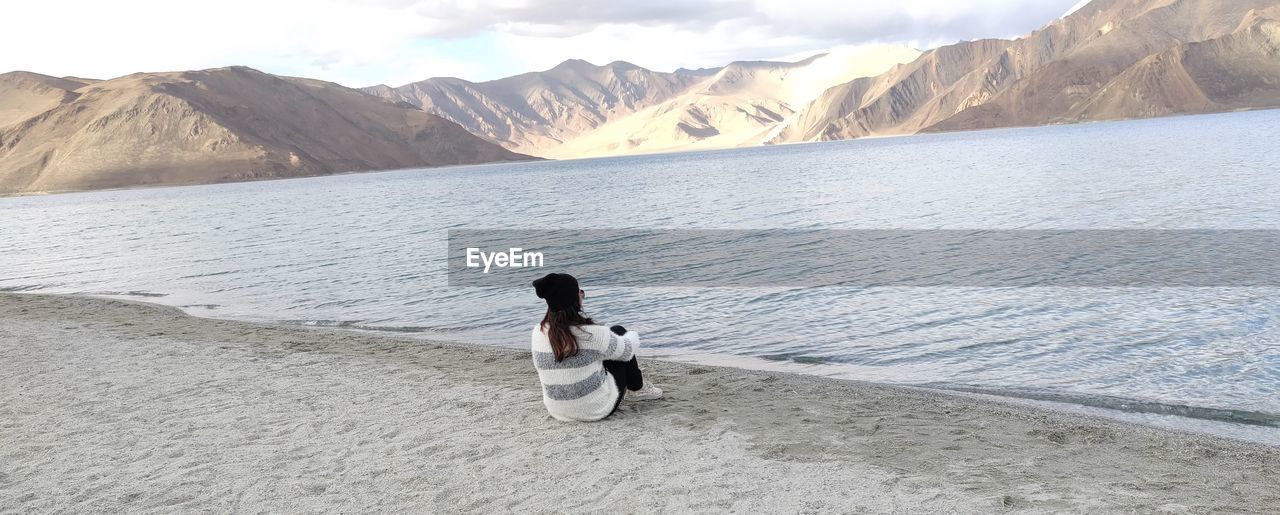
top-left (533, 273), bottom-right (594, 362)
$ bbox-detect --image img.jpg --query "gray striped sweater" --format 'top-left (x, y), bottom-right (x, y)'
top-left (530, 324), bottom-right (638, 422)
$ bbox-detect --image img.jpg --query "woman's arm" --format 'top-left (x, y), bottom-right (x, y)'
top-left (600, 325), bottom-right (637, 361)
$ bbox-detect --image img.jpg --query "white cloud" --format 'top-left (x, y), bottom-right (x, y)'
top-left (1, 0), bottom-right (1082, 86)
top-left (0, 0), bottom-right (479, 86)
top-left (495, 20), bottom-right (818, 75)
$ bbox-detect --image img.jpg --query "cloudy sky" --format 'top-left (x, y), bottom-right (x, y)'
top-left (3, 0), bottom-right (1085, 88)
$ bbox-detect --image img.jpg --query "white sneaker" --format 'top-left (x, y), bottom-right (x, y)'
top-left (626, 382), bottom-right (663, 401)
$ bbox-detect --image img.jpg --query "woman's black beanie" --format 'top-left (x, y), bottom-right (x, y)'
top-left (532, 273), bottom-right (579, 311)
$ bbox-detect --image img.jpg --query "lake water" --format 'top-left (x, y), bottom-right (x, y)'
top-left (4, 110), bottom-right (1280, 443)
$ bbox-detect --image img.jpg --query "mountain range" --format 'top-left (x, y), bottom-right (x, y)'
top-left (779, 0), bottom-right (1280, 142)
top-left (368, 0), bottom-right (1280, 156)
top-left (365, 45), bottom-right (923, 158)
top-left (3, 0), bottom-right (1279, 194)
top-left (0, 68), bottom-right (529, 195)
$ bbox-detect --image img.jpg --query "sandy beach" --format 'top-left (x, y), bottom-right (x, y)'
top-left (1, 294), bottom-right (1276, 512)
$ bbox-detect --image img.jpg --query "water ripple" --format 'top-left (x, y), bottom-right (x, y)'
top-left (2, 111), bottom-right (1280, 434)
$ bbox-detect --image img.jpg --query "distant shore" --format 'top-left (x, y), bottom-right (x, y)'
top-left (5, 108), bottom-right (1278, 199)
top-left (1, 294), bottom-right (1277, 512)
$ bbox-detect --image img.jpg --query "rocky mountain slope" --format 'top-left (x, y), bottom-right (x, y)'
top-left (0, 67), bottom-right (530, 195)
top-left (1066, 8), bottom-right (1280, 122)
top-left (365, 46), bottom-right (921, 158)
top-left (364, 60), bottom-right (707, 156)
top-left (0, 72), bottom-right (91, 128)
top-left (775, 0), bottom-right (1280, 142)
top-left (541, 45), bottom-right (922, 158)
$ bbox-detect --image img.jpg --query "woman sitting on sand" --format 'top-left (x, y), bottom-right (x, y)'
top-left (530, 273), bottom-right (662, 421)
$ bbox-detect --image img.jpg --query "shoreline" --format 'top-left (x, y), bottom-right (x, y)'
top-left (2, 293), bottom-right (1278, 511)
top-left (24, 291), bottom-right (1280, 447)
top-left (638, 347), bottom-right (1280, 446)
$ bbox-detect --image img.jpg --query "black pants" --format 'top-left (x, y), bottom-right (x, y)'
top-left (603, 357), bottom-right (644, 416)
